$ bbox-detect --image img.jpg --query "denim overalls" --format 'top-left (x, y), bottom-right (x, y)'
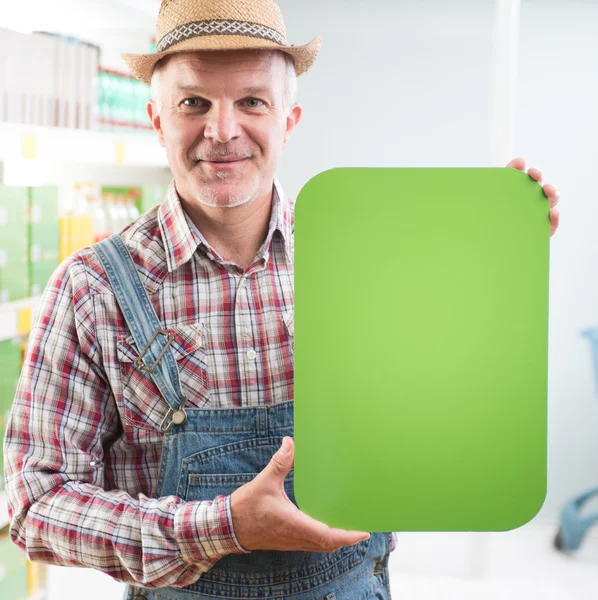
top-left (93, 235), bottom-right (391, 600)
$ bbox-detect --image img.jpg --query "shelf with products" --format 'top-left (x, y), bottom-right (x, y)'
top-left (0, 181), bottom-right (167, 321)
top-left (96, 66), bottom-right (155, 134)
top-left (0, 159), bottom-right (172, 187)
top-left (0, 26), bottom-right (157, 135)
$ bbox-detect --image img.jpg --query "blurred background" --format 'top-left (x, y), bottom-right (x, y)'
top-left (0, 0), bottom-right (597, 598)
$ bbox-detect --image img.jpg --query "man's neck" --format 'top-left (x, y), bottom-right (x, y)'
top-left (179, 186), bottom-right (274, 271)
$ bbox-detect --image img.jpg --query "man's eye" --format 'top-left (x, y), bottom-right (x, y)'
top-left (182, 98), bottom-right (203, 107)
top-left (243, 98), bottom-right (264, 108)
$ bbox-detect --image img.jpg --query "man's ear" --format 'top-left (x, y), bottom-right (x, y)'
top-left (283, 104), bottom-right (302, 147)
top-left (147, 100), bottom-right (165, 147)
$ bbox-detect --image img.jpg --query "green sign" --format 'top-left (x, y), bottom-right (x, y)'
top-left (294, 168), bottom-right (549, 532)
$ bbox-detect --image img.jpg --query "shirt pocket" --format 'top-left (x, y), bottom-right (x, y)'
top-left (116, 323), bottom-right (210, 432)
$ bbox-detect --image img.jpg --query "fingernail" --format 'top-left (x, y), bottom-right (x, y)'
top-left (281, 438), bottom-right (289, 454)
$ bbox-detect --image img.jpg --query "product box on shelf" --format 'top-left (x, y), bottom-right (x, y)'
top-left (96, 68), bottom-right (152, 132)
top-left (58, 184), bottom-right (94, 262)
top-left (0, 28), bottom-right (21, 123)
top-left (29, 186), bottom-right (60, 296)
top-left (0, 337), bottom-right (24, 490)
top-left (0, 27), bottom-right (99, 128)
top-left (59, 215), bottom-right (94, 262)
top-left (139, 184), bottom-right (167, 214)
top-left (0, 186), bottom-right (29, 302)
top-left (0, 337), bottom-right (22, 408)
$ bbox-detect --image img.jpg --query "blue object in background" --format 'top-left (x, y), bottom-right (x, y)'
top-left (554, 328), bottom-right (598, 552)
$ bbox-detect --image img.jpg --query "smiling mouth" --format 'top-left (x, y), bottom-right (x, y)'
top-left (198, 158), bottom-right (248, 171)
top-left (202, 158), bottom-right (246, 163)
top-left (195, 155), bottom-right (250, 168)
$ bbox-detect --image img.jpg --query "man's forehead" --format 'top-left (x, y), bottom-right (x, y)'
top-left (163, 49), bottom-right (282, 74)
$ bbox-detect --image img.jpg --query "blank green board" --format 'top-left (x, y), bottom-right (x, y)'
top-left (293, 168), bottom-right (549, 532)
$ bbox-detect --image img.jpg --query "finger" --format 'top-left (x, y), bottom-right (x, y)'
top-left (292, 509), bottom-right (369, 550)
top-left (295, 511), bottom-right (370, 546)
top-left (527, 167), bottom-right (543, 183)
top-left (505, 157), bottom-right (526, 171)
top-left (261, 437), bottom-right (294, 482)
top-left (543, 183), bottom-right (560, 208)
top-left (550, 208), bottom-right (560, 237)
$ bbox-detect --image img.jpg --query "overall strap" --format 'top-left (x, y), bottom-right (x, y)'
top-left (92, 234), bottom-right (186, 432)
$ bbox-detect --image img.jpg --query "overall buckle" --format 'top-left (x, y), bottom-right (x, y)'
top-left (160, 406), bottom-right (188, 433)
top-left (134, 329), bottom-right (174, 374)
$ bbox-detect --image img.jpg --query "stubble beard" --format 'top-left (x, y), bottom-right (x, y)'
top-left (195, 171), bottom-right (261, 208)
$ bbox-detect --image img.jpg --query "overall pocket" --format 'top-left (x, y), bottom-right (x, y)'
top-left (116, 323), bottom-right (210, 432)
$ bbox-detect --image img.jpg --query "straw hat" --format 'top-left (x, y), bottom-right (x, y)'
top-left (122, 0), bottom-right (321, 85)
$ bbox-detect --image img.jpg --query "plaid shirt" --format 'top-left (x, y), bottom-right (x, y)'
top-left (4, 178), bottom-right (396, 589)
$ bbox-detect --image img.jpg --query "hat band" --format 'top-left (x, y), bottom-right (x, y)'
top-left (157, 19), bottom-right (287, 53)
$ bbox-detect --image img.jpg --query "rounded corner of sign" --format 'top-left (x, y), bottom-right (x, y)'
top-left (499, 489), bottom-right (549, 532)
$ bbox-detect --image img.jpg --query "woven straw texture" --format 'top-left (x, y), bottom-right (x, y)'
top-left (157, 0), bottom-right (287, 42)
top-left (121, 0), bottom-right (320, 84)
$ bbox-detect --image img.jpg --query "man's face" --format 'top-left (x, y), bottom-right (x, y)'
top-left (148, 50), bottom-right (301, 209)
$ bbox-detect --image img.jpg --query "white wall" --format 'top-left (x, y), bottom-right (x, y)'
top-left (516, 0), bottom-right (598, 520)
top-left (277, 0), bottom-right (496, 198)
top-left (277, 0), bottom-right (598, 524)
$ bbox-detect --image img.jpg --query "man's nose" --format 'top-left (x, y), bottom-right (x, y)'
top-left (204, 103), bottom-right (241, 144)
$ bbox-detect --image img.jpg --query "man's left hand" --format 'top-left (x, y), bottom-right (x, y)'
top-left (506, 157), bottom-right (560, 237)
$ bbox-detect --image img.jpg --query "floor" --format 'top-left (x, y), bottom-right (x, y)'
top-left (387, 523), bottom-right (598, 599)
top-left (45, 522), bottom-right (598, 600)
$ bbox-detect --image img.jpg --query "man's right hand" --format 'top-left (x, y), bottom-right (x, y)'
top-left (230, 436), bottom-right (371, 552)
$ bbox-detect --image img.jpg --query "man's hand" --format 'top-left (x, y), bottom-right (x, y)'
top-left (506, 157), bottom-right (560, 237)
top-left (230, 437), bottom-right (370, 552)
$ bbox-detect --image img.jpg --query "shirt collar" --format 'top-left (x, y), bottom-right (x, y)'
top-left (158, 178), bottom-right (294, 273)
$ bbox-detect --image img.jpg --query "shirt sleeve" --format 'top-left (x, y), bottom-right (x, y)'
top-left (3, 255), bottom-right (249, 589)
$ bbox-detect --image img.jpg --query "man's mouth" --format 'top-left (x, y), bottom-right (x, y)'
top-left (198, 158), bottom-right (248, 171)
top-left (196, 152), bottom-right (252, 164)
top-left (202, 157), bottom-right (246, 163)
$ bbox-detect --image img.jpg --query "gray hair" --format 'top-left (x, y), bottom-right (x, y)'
top-left (150, 50), bottom-right (297, 115)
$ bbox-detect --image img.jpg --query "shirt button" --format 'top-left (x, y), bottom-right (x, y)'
top-left (246, 349), bottom-right (257, 360)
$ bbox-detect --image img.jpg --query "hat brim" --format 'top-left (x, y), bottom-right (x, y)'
top-left (122, 34), bottom-right (321, 85)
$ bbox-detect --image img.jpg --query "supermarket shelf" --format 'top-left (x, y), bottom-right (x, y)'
top-left (0, 297), bottom-right (41, 342)
top-left (0, 123), bottom-right (167, 165)
top-left (0, 160), bottom-right (172, 187)
top-left (0, 122), bottom-right (172, 185)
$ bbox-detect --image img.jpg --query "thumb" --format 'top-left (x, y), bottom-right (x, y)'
top-left (266, 436), bottom-right (294, 479)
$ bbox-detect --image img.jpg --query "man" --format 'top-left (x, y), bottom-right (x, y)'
top-left (4, 1), bottom-right (560, 599)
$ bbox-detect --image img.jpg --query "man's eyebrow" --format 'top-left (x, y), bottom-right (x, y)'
top-left (240, 85), bottom-right (273, 96)
top-left (173, 84), bottom-right (273, 96)
top-left (174, 84), bottom-right (208, 95)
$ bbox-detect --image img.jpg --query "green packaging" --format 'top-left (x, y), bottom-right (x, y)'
top-left (139, 185), bottom-right (165, 214)
top-left (29, 187), bottom-right (60, 296)
top-left (0, 188), bottom-right (29, 302)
